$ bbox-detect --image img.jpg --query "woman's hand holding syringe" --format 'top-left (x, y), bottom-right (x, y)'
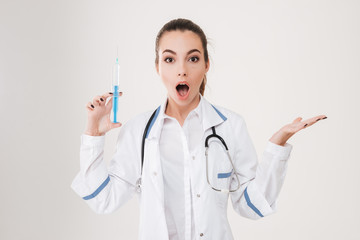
top-left (84, 92), bottom-right (123, 136)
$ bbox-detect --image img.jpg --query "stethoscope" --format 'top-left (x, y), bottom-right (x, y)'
top-left (205, 126), bottom-right (240, 193)
top-left (136, 107), bottom-right (241, 193)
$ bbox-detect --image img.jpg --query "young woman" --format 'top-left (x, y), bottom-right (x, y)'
top-left (71, 18), bottom-right (326, 240)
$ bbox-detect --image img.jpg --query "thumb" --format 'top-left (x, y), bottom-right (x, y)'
top-left (110, 122), bottom-right (122, 129)
top-left (292, 117), bottom-right (302, 123)
top-left (106, 96), bottom-right (113, 112)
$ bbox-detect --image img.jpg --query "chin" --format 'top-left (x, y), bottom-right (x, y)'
top-left (178, 92), bottom-right (198, 104)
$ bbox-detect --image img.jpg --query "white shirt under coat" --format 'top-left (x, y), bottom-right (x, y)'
top-left (159, 95), bottom-right (203, 240)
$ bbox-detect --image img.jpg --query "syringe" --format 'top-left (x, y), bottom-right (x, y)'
top-left (111, 57), bottom-right (120, 123)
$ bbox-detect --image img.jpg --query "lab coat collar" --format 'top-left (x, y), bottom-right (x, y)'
top-left (200, 94), bottom-right (228, 132)
top-left (146, 93), bottom-right (227, 140)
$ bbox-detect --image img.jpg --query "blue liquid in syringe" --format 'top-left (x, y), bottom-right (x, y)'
top-left (112, 56), bottom-right (120, 123)
top-left (113, 85), bottom-right (119, 123)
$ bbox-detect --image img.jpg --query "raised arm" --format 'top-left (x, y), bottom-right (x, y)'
top-left (71, 91), bottom-right (140, 214)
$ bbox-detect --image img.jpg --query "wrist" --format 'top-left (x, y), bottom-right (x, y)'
top-left (84, 120), bottom-right (102, 136)
top-left (84, 131), bottom-right (103, 136)
top-left (84, 126), bottom-right (103, 136)
top-left (269, 130), bottom-right (292, 146)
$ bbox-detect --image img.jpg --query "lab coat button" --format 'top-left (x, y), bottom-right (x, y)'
top-left (192, 156), bottom-right (195, 160)
top-left (200, 233), bottom-right (204, 237)
top-left (153, 172), bottom-right (157, 176)
top-left (197, 194), bottom-right (200, 197)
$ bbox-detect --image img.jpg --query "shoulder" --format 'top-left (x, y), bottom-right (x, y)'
top-left (121, 109), bottom-right (155, 133)
top-left (115, 109), bottom-right (157, 149)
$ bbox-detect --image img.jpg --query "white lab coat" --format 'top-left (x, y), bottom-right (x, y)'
top-left (71, 96), bottom-right (293, 240)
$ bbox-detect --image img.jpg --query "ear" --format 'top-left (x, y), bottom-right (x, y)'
top-left (205, 60), bottom-right (210, 73)
top-left (155, 63), bottom-right (159, 75)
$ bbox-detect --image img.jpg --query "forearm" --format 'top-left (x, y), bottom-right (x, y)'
top-left (254, 141), bottom-right (292, 206)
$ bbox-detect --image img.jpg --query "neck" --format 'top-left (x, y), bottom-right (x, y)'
top-left (165, 94), bottom-right (201, 126)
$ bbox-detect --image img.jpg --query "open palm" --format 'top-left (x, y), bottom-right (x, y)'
top-left (270, 115), bottom-right (327, 146)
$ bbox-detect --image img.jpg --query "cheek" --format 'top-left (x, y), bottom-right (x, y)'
top-left (159, 70), bottom-right (174, 88)
top-left (159, 64), bottom-right (175, 81)
top-left (191, 67), bottom-right (206, 83)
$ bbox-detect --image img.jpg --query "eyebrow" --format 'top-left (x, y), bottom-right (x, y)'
top-left (162, 49), bottom-right (201, 55)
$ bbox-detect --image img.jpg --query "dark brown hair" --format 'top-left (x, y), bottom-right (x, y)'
top-left (155, 18), bottom-right (209, 96)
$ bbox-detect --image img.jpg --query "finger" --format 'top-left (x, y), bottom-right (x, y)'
top-left (105, 96), bottom-right (113, 108)
top-left (105, 91), bottom-right (123, 105)
top-left (287, 118), bottom-right (309, 133)
top-left (306, 115), bottom-right (326, 122)
top-left (315, 115), bottom-right (327, 121)
top-left (92, 99), bottom-right (100, 107)
top-left (102, 92), bottom-right (115, 102)
top-left (93, 95), bottom-right (104, 106)
top-left (303, 115), bottom-right (327, 127)
top-left (105, 91), bottom-right (123, 97)
top-left (86, 102), bottom-right (95, 111)
top-left (102, 91), bottom-right (123, 104)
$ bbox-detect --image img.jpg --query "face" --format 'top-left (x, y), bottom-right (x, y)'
top-left (156, 30), bottom-right (210, 107)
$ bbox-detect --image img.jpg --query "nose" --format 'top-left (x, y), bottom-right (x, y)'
top-left (177, 62), bottom-right (187, 77)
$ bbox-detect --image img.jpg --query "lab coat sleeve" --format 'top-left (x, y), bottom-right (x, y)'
top-left (71, 119), bottom-right (142, 214)
top-left (230, 116), bottom-right (293, 220)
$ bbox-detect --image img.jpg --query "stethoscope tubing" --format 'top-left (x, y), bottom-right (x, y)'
top-left (205, 127), bottom-right (241, 193)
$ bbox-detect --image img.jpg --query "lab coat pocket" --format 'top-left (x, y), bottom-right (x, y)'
top-left (215, 173), bottom-right (232, 209)
top-left (214, 168), bottom-right (232, 209)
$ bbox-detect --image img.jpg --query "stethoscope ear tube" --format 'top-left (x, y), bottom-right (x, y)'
top-left (205, 127), bottom-right (229, 150)
top-left (205, 134), bottom-right (228, 150)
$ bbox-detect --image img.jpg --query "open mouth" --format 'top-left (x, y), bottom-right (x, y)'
top-left (176, 82), bottom-right (190, 97)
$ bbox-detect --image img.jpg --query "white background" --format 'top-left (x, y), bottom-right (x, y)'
top-left (1, 0), bottom-right (359, 239)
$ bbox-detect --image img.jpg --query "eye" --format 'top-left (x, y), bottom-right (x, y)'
top-left (164, 57), bottom-right (174, 63)
top-left (189, 56), bottom-right (199, 62)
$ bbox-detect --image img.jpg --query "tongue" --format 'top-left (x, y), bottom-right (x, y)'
top-left (177, 85), bottom-right (189, 97)
top-left (178, 88), bottom-right (188, 96)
